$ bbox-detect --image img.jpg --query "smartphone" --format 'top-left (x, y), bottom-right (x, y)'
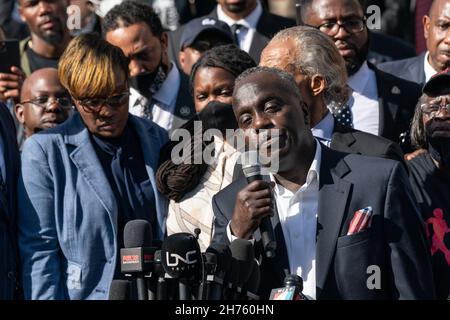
top-left (0, 40), bottom-right (20, 74)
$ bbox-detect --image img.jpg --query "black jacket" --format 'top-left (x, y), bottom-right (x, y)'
top-left (213, 145), bottom-right (435, 299)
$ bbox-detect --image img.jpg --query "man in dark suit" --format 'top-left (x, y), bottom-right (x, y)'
top-left (0, 102), bottom-right (20, 299)
top-left (212, 66), bottom-right (435, 299)
top-left (103, 1), bottom-right (195, 134)
top-left (379, 0), bottom-right (450, 87)
top-left (259, 25), bottom-right (405, 163)
top-left (168, 0), bottom-right (295, 65)
top-left (301, 0), bottom-right (422, 149)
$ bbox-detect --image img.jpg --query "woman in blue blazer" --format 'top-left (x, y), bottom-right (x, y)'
top-left (17, 34), bottom-right (168, 300)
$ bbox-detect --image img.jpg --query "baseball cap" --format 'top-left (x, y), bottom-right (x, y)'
top-left (179, 17), bottom-right (234, 51)
top-left (423, 68), bottom-right (450, 96)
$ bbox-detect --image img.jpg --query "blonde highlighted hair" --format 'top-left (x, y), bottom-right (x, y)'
top-left (58, 33), bottom-right (129, 100)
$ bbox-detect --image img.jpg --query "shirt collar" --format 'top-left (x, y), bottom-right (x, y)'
top-left (152, 62), bottom-right (180, 107)
top-left (424, 51), bottom-right (439, 83)
top-left (271, 139), bottom-right (321, 197)
top-left (312, 111), bottom-right (334, 142)
top-left (348, 60), bottom-right (372, 93)
top-left (217, 0), bottom-right (262, 29)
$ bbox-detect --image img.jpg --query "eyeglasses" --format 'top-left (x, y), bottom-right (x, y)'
top-left (421, 103), bottom-right (450, 118)
top-left (20, 95), bottom-right (73, 109)
top-left (76, 92), bottom-right (130, 113)
top-left (312, 17), bottom-right (366, 36)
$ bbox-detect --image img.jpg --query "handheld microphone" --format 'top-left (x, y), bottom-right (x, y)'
top-left (269, 274), bottom-right (309, 300)
top-left (241, 151), bottom-right (276, 258)
top-left (120, 219), bottom-right (157, 300)
top-left (109, 280), bottom-right (132, 300)
top-left (201, 243), bottom-right (232, 300)
top-left (229, 239), bottom-right (255, 300)
top-left (161, 232), bottom-right (202, 300)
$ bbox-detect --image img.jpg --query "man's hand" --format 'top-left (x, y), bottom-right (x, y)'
top-left (0, 67), bottom-right (26, 103)
top-left (230, 180), bottom-right (275, 239)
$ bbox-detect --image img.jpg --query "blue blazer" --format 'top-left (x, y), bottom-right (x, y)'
top-left (18, 113), bottom-right (168, 300)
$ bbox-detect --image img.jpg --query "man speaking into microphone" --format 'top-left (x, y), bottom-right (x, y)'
top-left (211, 66), bottom-right (435, 300)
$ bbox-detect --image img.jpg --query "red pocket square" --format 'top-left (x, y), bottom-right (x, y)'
top-left (347, 206), bottom-right (373, 235)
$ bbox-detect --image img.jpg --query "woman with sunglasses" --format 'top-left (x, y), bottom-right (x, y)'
top-left (17, 33), bottom-right (168, 300)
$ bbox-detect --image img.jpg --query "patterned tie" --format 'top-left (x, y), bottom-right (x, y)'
top-left (330, 96), bottom-right (354, 128)
top-left (230, 23), bottom-right (244, 47)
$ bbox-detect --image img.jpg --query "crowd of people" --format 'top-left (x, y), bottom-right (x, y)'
top-left (0, 0), bottom-right (448, 300)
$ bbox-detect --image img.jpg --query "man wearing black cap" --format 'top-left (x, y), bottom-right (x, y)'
top-left (178, 17), bottom-right (234, 76)
top-left (408, 68), bottom-right (450, 300)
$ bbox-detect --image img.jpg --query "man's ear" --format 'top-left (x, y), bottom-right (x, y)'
top-left (310, 74), bottom-right (326, 97)
top-left (160, 31), bottom-right (169, 51)
top-left (178, 50), bottom-right (186, 70)
top-left (423, 15), bottom-right (430, 40)
top-left (15, 104), bottom-right (25, 125)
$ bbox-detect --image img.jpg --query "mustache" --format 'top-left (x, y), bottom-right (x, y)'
top-left (425, 119), bottom-right (450, 138)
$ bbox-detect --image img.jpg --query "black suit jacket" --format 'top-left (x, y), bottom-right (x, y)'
top-left (206, 7), bottom-right (295, 63)
top-left (213, 145), bottom-right (435, 299)
top-left (367, 31), bottom-right (416, 65)
top-left (378, 53), bottom-right (426, 87)
top-left (168, 6), bottom-right (295, 68)
top-left (0, 103), bottom-right (20, 299)
top-left (331, 121), bottom-right (405, 166)
top-left (368, 62), bottom-right (422, 149)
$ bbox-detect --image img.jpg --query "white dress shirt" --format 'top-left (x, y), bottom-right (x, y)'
top-left (347, 61), bottom-right (380, 136)
top-left (424, 51), bottom-right (440, 83)
top-left (227, 141), bottom-right (321, 299)
top-left (217, 0), bottom-right (262, 53)
top-left (311, 112), bottom-right (334, 147)
top-left (129, 62), bottom-right (181, 133)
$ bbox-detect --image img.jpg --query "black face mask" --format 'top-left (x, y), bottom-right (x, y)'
top-left (129, 55), bottom-right (166, 101)
top-left (425, 119), bottom-right (450, 167)
top-left (198, 101), bottom-right (238, 136)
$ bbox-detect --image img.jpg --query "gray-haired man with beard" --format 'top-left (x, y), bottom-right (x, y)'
top-left (408, 68), bottom-right (450, 300)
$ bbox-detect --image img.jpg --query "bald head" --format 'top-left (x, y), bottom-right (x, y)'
top-left (16, 68), bottom-right (71, 138)
top-left (21, 68), bottom-right (61, 101)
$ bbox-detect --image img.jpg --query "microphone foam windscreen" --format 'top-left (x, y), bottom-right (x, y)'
top-left (124, 219), bottom-right (153, 248)
top-left (161, 232), bottom-right (201, 279)
top-left (109, 280), bottom-right (132, 300)
top-left (206, 243), bottom-right (232, 274)
top-left (230, 239), bottom-right (255, 286)
top-left (241, 150), bottom-right (261, 175)
top-left (229, 239), bottom-right (255, 261)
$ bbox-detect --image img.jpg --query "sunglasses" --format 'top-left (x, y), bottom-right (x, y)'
top-left (76, 92), bottom-right (130, 113)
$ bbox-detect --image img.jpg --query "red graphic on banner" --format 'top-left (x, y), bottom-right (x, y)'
top-left (425, 208), bottom-right (450, 266)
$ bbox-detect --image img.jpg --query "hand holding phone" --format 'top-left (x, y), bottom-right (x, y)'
top-left (0, 40), bottom-right (25, 103)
